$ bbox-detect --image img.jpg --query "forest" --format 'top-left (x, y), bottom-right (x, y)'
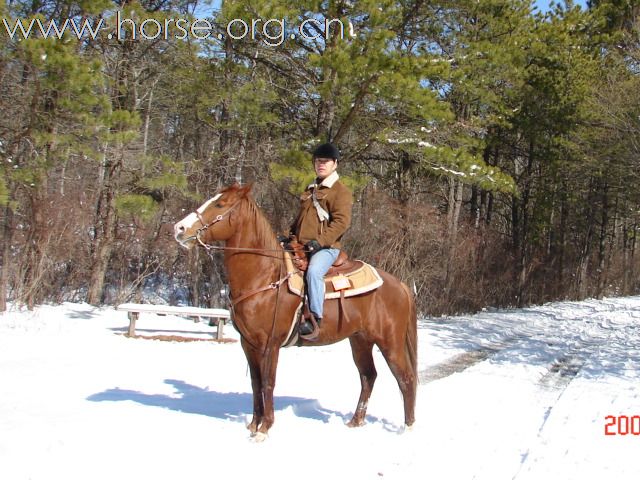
top-left (1, 0), bottom-right (640, 315)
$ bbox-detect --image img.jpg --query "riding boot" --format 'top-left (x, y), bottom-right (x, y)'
top-left (299, 315), bottom-right (321, 340)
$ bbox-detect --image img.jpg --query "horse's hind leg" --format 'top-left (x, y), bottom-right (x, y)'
top-left (378, 339), bottom-right (416, 427)
top-left (347, 334), bottom-right (377, 427)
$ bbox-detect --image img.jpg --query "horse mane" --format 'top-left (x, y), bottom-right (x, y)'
top-left (242, 194), bottom-right (282, 252)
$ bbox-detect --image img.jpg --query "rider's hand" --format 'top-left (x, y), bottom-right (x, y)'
top-left (277, 234), bottom-right (290, 245)
top-left (305, 240), bottom-right (322, 253)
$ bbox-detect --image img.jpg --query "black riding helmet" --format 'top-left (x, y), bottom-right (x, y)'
top-left (312, 142), bottom-right (340, 161)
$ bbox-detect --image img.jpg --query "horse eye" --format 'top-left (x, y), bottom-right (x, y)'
top-left (215, 202), bottom-right (223, 208)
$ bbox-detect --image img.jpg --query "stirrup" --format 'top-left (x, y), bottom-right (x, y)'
top-left (299, 316), bottom-right (321, 341)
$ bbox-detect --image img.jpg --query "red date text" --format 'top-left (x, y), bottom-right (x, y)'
top-left (604, 415), bottom-right (640, 436)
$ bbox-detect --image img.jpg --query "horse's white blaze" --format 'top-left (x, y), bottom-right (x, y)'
top-left (196, 193), bottom-right (222, 214)
top-left (173, 193), bottom-right (223, 242)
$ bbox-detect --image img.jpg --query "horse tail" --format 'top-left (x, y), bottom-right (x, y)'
top-left (401, 281), bottom-right (418, 386)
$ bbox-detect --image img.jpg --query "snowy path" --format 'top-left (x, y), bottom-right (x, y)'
top-left (1, 297), bottom-right (639, 479)
top-left (418, 298), bottom-right (640, 479)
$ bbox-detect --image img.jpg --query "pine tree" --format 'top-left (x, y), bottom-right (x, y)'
top-left (0, 0), bottom-right (112, 307)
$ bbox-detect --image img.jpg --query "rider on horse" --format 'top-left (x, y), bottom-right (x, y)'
top-left (175, 175), bottom-right (417, 435)
top-left (288, 143), bottom-right (353, 340)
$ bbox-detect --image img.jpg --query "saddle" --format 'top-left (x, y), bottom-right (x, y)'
top-left (283, 236), bottom-right (383, 299)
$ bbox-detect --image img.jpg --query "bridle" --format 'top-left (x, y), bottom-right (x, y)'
top-left (194, 199), bottom-right (239, 251)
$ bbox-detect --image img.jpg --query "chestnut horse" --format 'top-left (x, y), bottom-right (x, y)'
top-left (174, 183), bottom-right (417, 439)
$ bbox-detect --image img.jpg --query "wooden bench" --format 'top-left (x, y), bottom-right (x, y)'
top-left (117, 303), bottom-right (231, 340)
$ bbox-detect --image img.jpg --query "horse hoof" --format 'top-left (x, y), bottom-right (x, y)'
top-left (398, 424), bottom-right (414, 434)
top-left (246, 423), bottom-right (258, 434)
top-left (251, 432), bottom-right (268, 442)
top-left (347, 419), bottom-right (365, 428)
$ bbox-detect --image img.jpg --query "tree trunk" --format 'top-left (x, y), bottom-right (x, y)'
top-left (630, 218), bottom-right (638, 294)
top-left (189, 248), bottom-right (201, 307)
top-left (87, 150), bottom-right (121, 305)
top-left (557, 177), bottom-right (568, 296)
top-left (485, 190), bottom-right (493, 225)
top-left (576, 202), bottom-right (595, 299)
top-left (596, 181), bottom-right (609, 298)
top-left (623, 220), bottom-right (629, 294)
top-left (445, 178), bottom-right (464, 296)
top-left (472, 144), bottom-right (491, 227)
top-left (87, 232), bottom-right (115, 305)
top-left (470, 185), bottom-right (480, 228)
top-left (219, 34), bottom-right (234, 184)
top-left (516, 142), bottom-right (534, 307)
top-left (142, 79), bottom-right (157, 156)
top-left (314, 30), bottom-right (340, 141)
top-left (511, 194), bottom-right (520, 251)
top-left (21, 175), bottom-right (53, 309)
top-left (624, 214), bottom-right (637, 295)
top-left (0, 204), bottom-right (14, 311)
top-left (87, 184), bottom-right (118, 305)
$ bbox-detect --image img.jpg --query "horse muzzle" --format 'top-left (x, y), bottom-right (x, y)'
top-left (174, 223), bottom-right (196, 249)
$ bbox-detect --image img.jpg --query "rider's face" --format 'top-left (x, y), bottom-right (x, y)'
top-left (314, 158), bottom-right (337, 179)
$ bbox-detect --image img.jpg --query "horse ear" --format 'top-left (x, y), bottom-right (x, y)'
top-left (239, 183), bottom-right (254, 197)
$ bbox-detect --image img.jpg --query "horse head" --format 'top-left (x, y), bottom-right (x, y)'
top-left (174, 183), bottom-right (252, 249)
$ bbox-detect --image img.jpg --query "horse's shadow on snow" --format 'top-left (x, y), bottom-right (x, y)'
top-left (87, 379), bottom-right (358, 425)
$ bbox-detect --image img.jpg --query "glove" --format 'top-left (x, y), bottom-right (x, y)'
top-left (305, 240), bottom-right (322, 253)
top-left (277, 234), bottom-right (290, 245)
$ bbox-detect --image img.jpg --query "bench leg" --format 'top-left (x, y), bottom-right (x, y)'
top-left (128, 312), bottom-right (139, 337)
top-left (216, 319), bottom-right (224, 340)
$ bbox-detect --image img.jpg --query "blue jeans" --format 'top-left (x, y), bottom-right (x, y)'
top-left (306, 248), bottom-right (340, 319)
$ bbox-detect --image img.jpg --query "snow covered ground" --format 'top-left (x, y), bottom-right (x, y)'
top-left (1, 296), bottom-right (639, 480)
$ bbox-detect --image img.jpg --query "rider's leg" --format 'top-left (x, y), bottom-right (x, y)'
top-left (300, 248), bottom-right (340, 337)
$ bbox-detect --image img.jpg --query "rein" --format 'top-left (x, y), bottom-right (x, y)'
top-left (198, 243), bottom-right (286, 255)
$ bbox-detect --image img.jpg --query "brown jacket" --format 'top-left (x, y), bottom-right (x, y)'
top-left (291, 172), bottom-right (353, 248)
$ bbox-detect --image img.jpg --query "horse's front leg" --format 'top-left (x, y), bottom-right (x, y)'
top-left (242, 340), bottom-right (264, 435)
top-left (255, 346), bottom-right (281, 439)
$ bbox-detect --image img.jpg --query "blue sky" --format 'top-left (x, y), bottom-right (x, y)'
top-left (534, 0), bottom-right (588, 11)
top-left (196, 0), bottom-right (587, 16)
